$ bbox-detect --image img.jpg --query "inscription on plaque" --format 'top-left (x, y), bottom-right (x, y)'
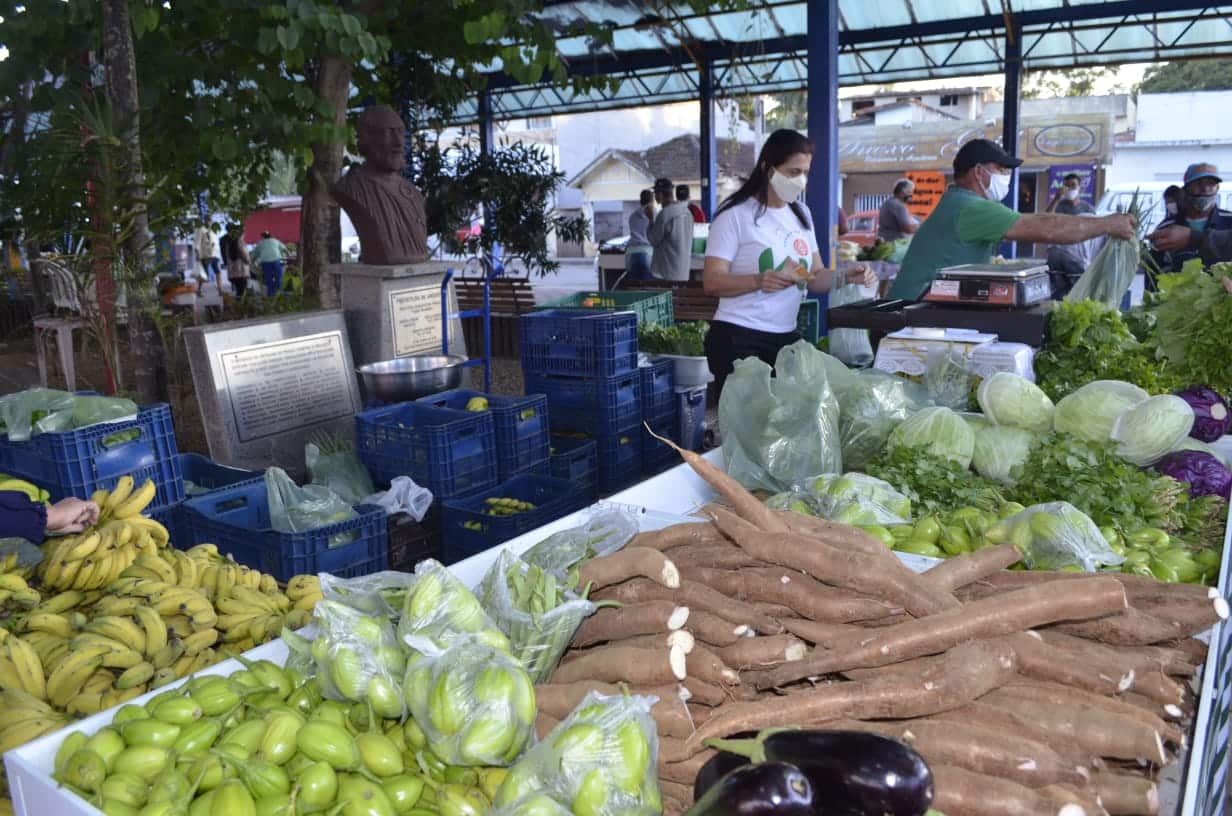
top-left (389, 285), bottom-right (445, 357)
top-left (219, 331), bottom-right (356, 443)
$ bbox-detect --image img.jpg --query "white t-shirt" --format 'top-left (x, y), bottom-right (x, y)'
top-left (707, 198), bottom-right (820, 333)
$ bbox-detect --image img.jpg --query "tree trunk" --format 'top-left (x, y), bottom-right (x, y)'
top-left (301, 56), bottom-right (352, 309)
top-left (102, 0), bottom-right (164, 403)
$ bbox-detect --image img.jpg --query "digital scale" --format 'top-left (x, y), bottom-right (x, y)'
top-left (924, 260), bottom-right (1052, 308)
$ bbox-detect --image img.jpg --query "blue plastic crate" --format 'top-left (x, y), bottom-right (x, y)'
top-left (549, 436), bottom-right (597, 501)
top-left (0, 404), bottom-right (184, 507)
top-left (179, 453), bottom-right (261, 495)
top-left (639, 359), bottom-right (675, 421)
top-left (147, 501), bottom-right (189, 550)
top-left (524, 372), bottom-right (641, 436)
top-left (183, 480), bottom-right (387, 582)
top-left (520, 310), bottom-right (638, 379)
top-left (677, 386), bottom-right (708, 452)
top-left (441, 474), bottom-right (581, 564)
top-left (356, 402), bottom-right (498, 499)
top-left (642, 409), bottom-right (680, 475)
top-left (415, 390), bottom-right (550, 481)
top-left (595, 430), bottom-right (642, 494)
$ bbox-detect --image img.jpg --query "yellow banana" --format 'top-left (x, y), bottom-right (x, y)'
top-left (258, 573), bottom-right (279, 595)
top-left (92, 595), bottom-right (143, 617)
top-left (292, 591), bottom-right (324, 612)
top-left (187, 543), bottom-right (220, 561)
top-left (66, 691), bottom-right (107, 717)
top-left (214, 562), bottom-right (236, 599)
top-left (5, 638), bottom-right (46, 700)
top-left (22, 612), bottom-right (73, 639)
top-left (134, 605), bottom-right (168, 657)
top-left (0, 713), bottom-right (68, 753)
top-left (171, 652), bottom-right (194, 677)
top-left (285, 609), bottom-right (313, 630)
top-left (35, 590), bottom-right (84, 615)
top-left (228, 585), bottom-right (279, 613)
top-left (105, 685), bottom-right (146, 708)
top-left (83, 668), bottom-right (115, 695)
top-left (151, 667), bottom-right (179, 688)
top-left (87, 615), bottom-right (146, 652)
top-left (103, 475), bottom-right (135, 516)
top-left (188, 649), bottom-right (218, 673)
top-left (168, 550), bottom-right (198, 587)
top-left (150, 639), bottom-right (186, 670)
top-left (181, 628), bottom-right (219, 655)
top-left (0, 657), bottom-right (23, 691)
top-left (111, 479), bottom-right (156, 519)
top-left (125, 516), bottom-right (170, 546)
top-left (115, 661), bottom-right (155, 690)
top-left (0, 574), bottom-right (29, 593)
top-left (164, 614), bottom-right (194, 639)
top-left (90, 488), bottom-right (111, 509)
top-left (46, 642), bottom-right (110, 708)
top-left (285, 574), bottom-right (320, 602)
top-left (100, 647), bottom-right (145, 670)
top-left (220, 620), bottom-right (256, 643)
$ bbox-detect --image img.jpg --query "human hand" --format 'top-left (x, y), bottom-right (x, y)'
top-left (1146, 224), bottom-right (1192, 253)
top-left (45, 497), bottom-right (99, 534)
top-left (1104, 213), bottom-right (1137, 240)
top-left (758, 270), bottom-right (798, 292)
top-left (844, 262), bottom-right (875, 287)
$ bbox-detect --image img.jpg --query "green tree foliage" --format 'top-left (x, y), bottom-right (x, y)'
top-left (1139, 60), bottom-right (1232, 93)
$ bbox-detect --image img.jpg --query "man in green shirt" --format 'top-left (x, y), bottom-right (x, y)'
top-left (251, 231), bottom-right (288, 297)
top-left (889, 139), bottom-right (1136, 300)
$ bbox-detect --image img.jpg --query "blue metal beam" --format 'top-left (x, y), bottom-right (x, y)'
top-left (1002, 24), bottom-right (1023, 260)
top-left (698, 59), bottom-right (717, 220)
top-left (806, 0), bottom-right (839, 337)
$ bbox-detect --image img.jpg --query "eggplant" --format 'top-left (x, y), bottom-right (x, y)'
top-left (696, 730), bottom-right (934, 816)
top-left (683, 761), bottom-right (815, 816)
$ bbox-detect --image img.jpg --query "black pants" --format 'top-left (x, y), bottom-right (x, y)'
top-left (230, 278), bottom-right (248, 297)
top-left (705, 320), bottom-right (802, 400)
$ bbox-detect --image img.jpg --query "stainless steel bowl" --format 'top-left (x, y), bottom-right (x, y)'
top-left (357, 355), bottom-right (466, 403)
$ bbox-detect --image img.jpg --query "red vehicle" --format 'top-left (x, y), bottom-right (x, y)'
top-left (843, 209), bottom-right (879, 248)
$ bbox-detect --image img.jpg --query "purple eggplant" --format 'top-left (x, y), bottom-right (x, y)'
top-left (683, 761), bottom-right (815, 816)
top-left (697, 729), bottom-right (934, 816)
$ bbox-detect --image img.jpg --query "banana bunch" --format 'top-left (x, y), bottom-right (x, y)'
top-left (0, 688), bottom-right (70, 754)
top-left (0, 635), bottom-right (46, 701)
top-left (216, 584), bottom-right (300, 653)
top-left (0, 563), bottom-right (41, 613)
top-left (0, 473), bottom-right (49, 504)
top-left (90, 475), bottom-right (158, 525)
top-left (483, 496), bottom-right (537, 516)
top-left (37, 514), bottom-right (169, 592)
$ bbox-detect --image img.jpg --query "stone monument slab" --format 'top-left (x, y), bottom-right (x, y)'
top-left (330, 260), bottom-right (467, 367)
top-left (184, 310), bottom-right (362, 480)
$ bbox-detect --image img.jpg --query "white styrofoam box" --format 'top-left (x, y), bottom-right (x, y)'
top-left (873, 327), bottom-right (997, 378)
top-left (968, 342), bottom-right (1036, 382)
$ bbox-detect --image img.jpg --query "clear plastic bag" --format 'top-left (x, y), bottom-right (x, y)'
top-left (764, 487), bottom-right (826, 516)
top-left (984, 501), bottom-right (1125, 572)
top-left (309, 599), bottom-right (406, 717)
top-left (264, 467), bottom-right (358, 547)
top-left (923, 347), bottom-right (975, 412)
top-left (494, 690), bottom-right (662, 816)
top-left (970, 425), bottom-right (1038, 485)
top-left (65, 395), bottom-right (139, 433)
top-left (520, 507), bottom-right (639, 585)
top-left (818, 472), bottom-right (913, 526)
top-left (305, 436), bottom-right (374, 505)
top-left (720, 340), bottom-right (843, 493)
top-left (832, 369), bottom-right (928, 470)
top-left (318, 570), bottom-right (416, 618)
top-left (0, 388), bottom-right (75, 441)
top-left (827, 283), bottom-right (874, 366)
top-left (1066, 236), bottom-right (1139, 308)
top-left (401, 634), bottom-right (537, 766)
top-left (489, 794), bottom-right (574, 816)
top-left (397, 558), bottom-right (511, 655)
top-left (479, 549), bottom-right (598, 683)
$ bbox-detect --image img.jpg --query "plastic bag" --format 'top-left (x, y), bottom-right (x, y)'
top-left (305, 435), bottom-right (374, 505)
top-left (817, 472), bottom-right (912, 525)
top-left (827, 283), bottom-right (874, 366)
top-left (489, 794), bottom-right (573, 816)
top-left (887, 406), bottom-right (975, 468)
top-left (398, 558), bottom-right (511, 654)
top-left (521, 507), bottom-right (639, 585)
top-left (985, 501), bottom-right (1125, 571)
top-left (65, 395), bottom-right (139, 433)
top-left (479, 549), bottom-right (598, 683)
top-left (494, 690), bottom-right (662, 815)
top-left (1066, 236), bottom-right (1139, 308)
top-left (971, 425), bottom-right (1038, 485)
top-left (308, 599), bottom-right (406, 717)
top-left (923, 347), bottom-right (975, 412)
top-left (402, 634), bottom-right (537, 766)
top-left (764, 487), bottom-right (826, 516)
top-left (264, 466), bottom-right (358, 547)
top-left (832, 369), bottom-right (928, 470)
top-left (318, 570), bottom-right (416, 618)
top-left (0, 538), bottom-right (44, 572)
top-left (720, 340), bottom-right (842, 493)
top-left (0, 388), bottom-right (74, 441)
top-left (361, 476), bottom-right (433, 522)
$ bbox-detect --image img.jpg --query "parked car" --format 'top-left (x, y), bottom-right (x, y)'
top-left (843, 210), bottom-right (879, 248)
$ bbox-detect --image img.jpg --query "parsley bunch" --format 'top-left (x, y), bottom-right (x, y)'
top-left (863, 446), bottom-right (1004, 517)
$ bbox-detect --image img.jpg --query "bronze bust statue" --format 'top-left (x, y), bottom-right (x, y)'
top-left (332, 105), bottom-right (429, 265)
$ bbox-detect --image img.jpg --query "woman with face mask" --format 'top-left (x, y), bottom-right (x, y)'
top-left (702, 128), bottom-right (875, 398)
top-left (889, 139), bottom-right (1136, 301)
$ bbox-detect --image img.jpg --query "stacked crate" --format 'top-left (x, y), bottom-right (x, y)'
top-left (415, 389), bottom-right (550, 481)
top-left (639, 358), bottom-right (679, 475)
top-left (521, 309), bottom-right (643, 495)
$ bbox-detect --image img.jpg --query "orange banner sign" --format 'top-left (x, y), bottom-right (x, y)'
top-left (905, 171), bottom-right (946, 221)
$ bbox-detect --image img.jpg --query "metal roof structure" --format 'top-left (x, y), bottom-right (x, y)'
top-left (446, 0), bottom-right (1232, 122)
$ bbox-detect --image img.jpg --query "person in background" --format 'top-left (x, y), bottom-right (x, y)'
top-left (1, 494), bottom-right (98, 541)
top-left (1149, 164), bottom-right (1232, 274)
top-left (877, 179), bottom-right (919, 242)
top-left (625, 189), bottom-right (654, 281)
top-left (1162, 185), bottom-right (1184, 221)
top-left (837, 206), bottom-right (850, 236)
top-left (889, 139), bottom-right (1135, 301)
top-left (702, 128), bottom-right (874, 397)
top-left (649, 177), bottom-right (694, 281)
top-left (677, 184), bottom-right (706, 223)
top-left (193, 221), bottom-right (221, 282)
top-left (219, 223), bottom-right (252, 298)
top-left (1045, 173), bottom-right (1094, 215)
top-left (251, 231), bottom-right (288, 296)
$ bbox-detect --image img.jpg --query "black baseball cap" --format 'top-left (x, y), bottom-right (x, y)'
top-left (653, 177), bottom-right (674, 193)
top-left (953, 138), bottom-right (1023, 173)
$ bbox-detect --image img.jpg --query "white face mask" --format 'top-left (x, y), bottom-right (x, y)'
top-left (769, 168), bottom-right (807, 202)
top-left (982, 166), bottom-right (1010, 202)
top-left (1064, 187), bottom-right (1080, 201)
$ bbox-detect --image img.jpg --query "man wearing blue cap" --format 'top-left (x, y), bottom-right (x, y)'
top-left (1147, 163), bottom-right (1232, 274)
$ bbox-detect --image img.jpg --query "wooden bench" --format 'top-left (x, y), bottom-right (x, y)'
top-left (454, 277), bottom-right (536, 359)
top-left (614, 280), bottom-right (718, 322)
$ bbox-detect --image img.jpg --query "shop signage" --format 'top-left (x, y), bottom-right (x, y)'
top-left (839, 113), bottom-right (1112, 173)
top-left (1046, 164), bottom-right (1097, 206)
top-left (905, 171), bottom-right (946, 220)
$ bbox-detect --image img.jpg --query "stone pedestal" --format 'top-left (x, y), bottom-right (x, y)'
top-left (184, 310), bottom-right (362, 480)
top-left (330, 261), bottom-right (467, 367)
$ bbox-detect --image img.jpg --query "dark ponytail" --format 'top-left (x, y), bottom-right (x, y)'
top-left (715, 129), bottom-right (814, 230)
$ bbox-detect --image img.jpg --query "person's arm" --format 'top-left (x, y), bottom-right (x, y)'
top-left (1004, 212), bottom-right (1135, 244)
top-left (0, 490), bottom-right (46, 541)
top-left (703, 255), bottom-right (794, 296)
top-left (1196, 228), bottom-right (1232, 265)
top-left (647, 210), bottom-right (668, 248)
top-left (807, 256), bottom-right (876, 294)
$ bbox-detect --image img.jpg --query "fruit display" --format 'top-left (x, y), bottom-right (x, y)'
top-left (482, 497), bottom-right (536, 516)
top-left (0, 474), bottom-right (324, 812)
top-left (0, 475), bottom-right (50, 504)
top-left (465, 396), bottom-right (489, 412)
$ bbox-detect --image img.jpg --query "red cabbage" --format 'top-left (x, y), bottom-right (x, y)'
top-left (1154, 450), bottom-right (1232, 500)
top-left (1175, 386), bottom-right (1230, 442)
